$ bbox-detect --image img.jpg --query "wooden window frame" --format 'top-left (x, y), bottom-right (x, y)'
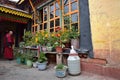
top-left (63, 0), bottom-right (79, 31)
top-left (38, 0), bottom-right (79, 32)
top-left (49, 2), bottom-right (60, 32)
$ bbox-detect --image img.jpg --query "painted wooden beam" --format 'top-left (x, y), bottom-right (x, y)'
top-left (79, 0), bottom-right (93, 58)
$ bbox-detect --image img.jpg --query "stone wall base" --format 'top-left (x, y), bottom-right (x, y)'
top-left (81, 58), bottom-right (120, 79)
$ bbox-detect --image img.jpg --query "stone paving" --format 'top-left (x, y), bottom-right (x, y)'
top-left (0, 60), bottom-right (118, 80)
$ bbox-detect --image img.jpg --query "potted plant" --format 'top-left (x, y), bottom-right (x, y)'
top-left (32, 57), bottom-right (38, 68)
top-left (51, 27), bottom-right (70, 53)
top-left (69, 27), bottom-right (80, 49)
top-left (64, 16), bottom-right (80, 49)
top-left (35, 31), bottom-right (49, 52)
top-left (37, 52), bottom-right (47, 70)
top-left (54, 63), bottom-right (68, 78)
top-left (25, 51), bottom-right (34, 67)
top-left (23, 31), bottom-right (34, 47)
top-left (46, 43), bottom-right (53, 52)
top-left (19, 41), bottom-right (25, 48)
top-left (20, 53), bottom-right (26, 64)
top-left (14, 48), bottom-right (22, 64)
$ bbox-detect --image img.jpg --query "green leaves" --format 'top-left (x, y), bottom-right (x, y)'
top-left (69, 27), bottom-right (80, 39)
top-left (23, 31), bottom-right (34, 46)
top-left (38, 52), bottom-right (47, 63)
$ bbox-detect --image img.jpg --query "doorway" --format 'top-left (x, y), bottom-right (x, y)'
top-left (0, 21), bottom-right (27, 58)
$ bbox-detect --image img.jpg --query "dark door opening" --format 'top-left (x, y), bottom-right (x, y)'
top-left (0, 21), bottom-right (27, 58)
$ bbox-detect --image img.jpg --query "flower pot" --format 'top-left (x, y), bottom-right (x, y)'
top-left (37, 62), bottom-right (47, 70)
top-left (16, 57), bottom-right (21, 64)
top-left (33, 62), bottom-right (38, 68)
top-left (26, 60), bottom-right (33, 67)
top-left (47, 46), bottom-right (52, 52)
top-left (21, 58), bottom-right (26, 64)
top-left (42, 46), bottom-right (47, 52)
top-left (55, 67), bottom-right (67, 78)
top-left (56, 46), bottom-right (63, 53)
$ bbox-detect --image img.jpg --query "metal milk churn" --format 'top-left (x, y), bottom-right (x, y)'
top-left (67, 46), bottom-right (81, 75)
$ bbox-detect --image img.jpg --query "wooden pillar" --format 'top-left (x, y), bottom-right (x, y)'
top-left (56, 53), bottom-right (62, 64)
top-left (60, 0), bottom-right (63, 29)
top-left (79, 0), bottom-right (93, 58)
top-left (56, 0), bottom-right (63, 64)
top-left (56, 0), bottom-right (63, 29)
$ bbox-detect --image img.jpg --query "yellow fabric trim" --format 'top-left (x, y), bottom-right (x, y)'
top-left (0, 6), bottom-right (32, 19)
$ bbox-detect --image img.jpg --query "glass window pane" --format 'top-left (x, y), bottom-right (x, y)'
top-left (40, 24), bottom-right (42, 30)
top-left (44, 15), bottom-right (47, 21)
top-left (64, 5), bottom-right (69, 14)
top-left (64, 0), bottom-right (69, 5)
top-left (64, 16), bottom-right (70, 24)
top-left (44, 23), bottom-right (47, 29)
top-left (50, 29), bottom-right (54, 32)
top-left (50, 11), bottom-right (54, 19)
top-left (44, 7), bottom-right (47, 14)
top-left (50, 21), bottom-right (54, 28)
top-left (56, 2), bottom-right (59, 9)
top-left (35, 26), bottom-right (37, 31)
top-left (64, 26), bottom-right (67, 29)
top-left (32, 27), bottom-right (34, 32)
top-left (71, 13), bottom-right (78, 23)
top-left (71, 2), bottom-right (77, 11)
top-left (39, 10), bottom-right (43, 23)
top-left (55, 10), bottom-right (60, 17)
top-left (64, 25), bottom-right (70, 29)
top-left (50, 4), bottom-right (54, 11)
top-left (55, 18), bottom-right (60, 26)
top-left (71, 23), bottom-right (78, 31)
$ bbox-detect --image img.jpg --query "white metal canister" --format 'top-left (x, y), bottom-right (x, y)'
top-left (67, 46), bottom-right (81, 75)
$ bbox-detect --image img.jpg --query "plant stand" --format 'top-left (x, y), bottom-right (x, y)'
top-left (56, 53), bottom-right (62, 65)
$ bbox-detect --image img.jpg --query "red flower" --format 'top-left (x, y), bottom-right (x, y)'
top-left (57, 34), bottom-right (61, 37)
top-left (55, 33), bottom-right (61, 37)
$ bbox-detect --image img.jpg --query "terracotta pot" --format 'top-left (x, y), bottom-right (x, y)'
top-left (56, 46), bottom-right (63, 53)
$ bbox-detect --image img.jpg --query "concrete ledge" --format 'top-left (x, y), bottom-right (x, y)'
top-left (81, 58), bottom-right (107, 65)
top-left (81, 58), bottom-right (120, 79)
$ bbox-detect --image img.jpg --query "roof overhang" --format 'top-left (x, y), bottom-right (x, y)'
top-left (0, 4), bottom-right (32, 19)
top-left (9, 0), bottom-right (19, 3)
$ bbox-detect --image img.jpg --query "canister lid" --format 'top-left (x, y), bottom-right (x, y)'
top-left (70, 46), bottom-right (77, 54)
